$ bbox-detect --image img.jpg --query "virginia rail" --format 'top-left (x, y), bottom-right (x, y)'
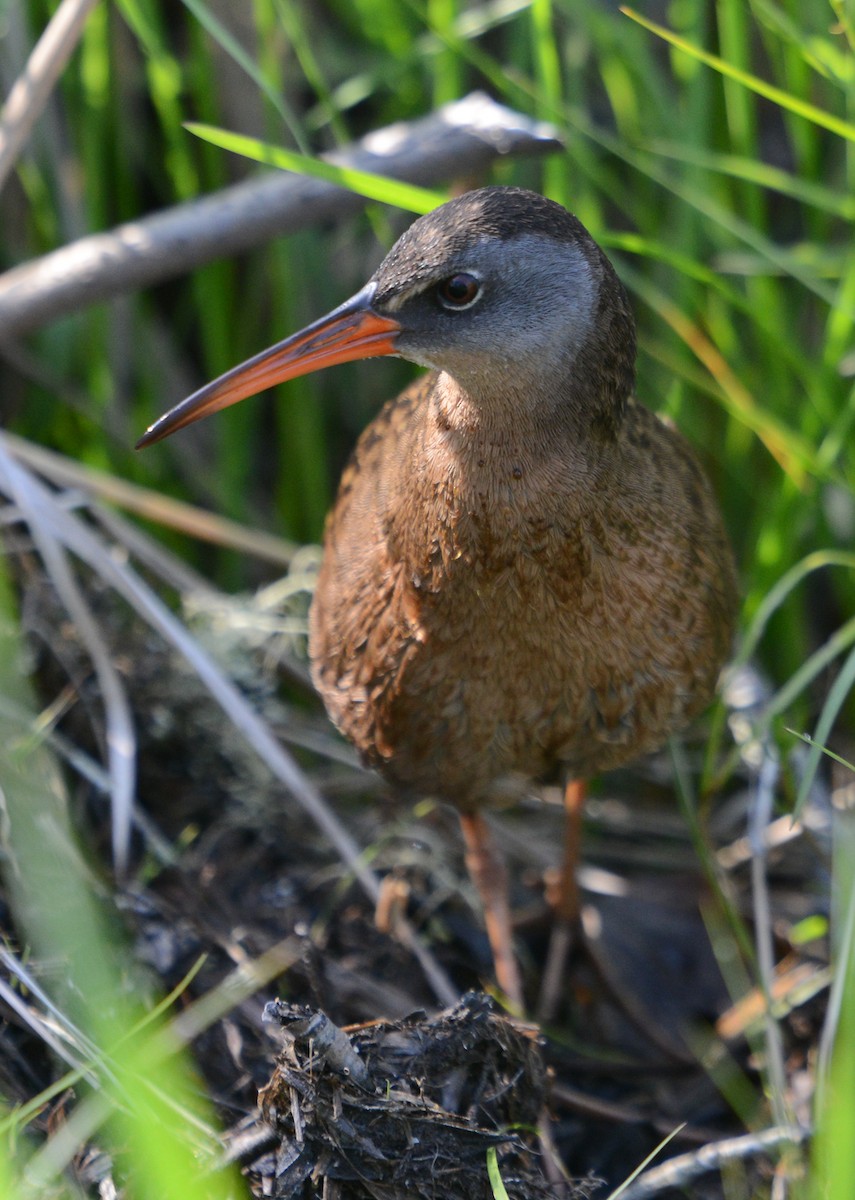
top-left (139, 187), bottom-right (738, 1008)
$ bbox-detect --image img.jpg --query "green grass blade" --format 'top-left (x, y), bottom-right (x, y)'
top-left (758, 614), bottom-right (855, 735)
top-left (622, 7), bottom-right (855, 143)
top-left (180, 0), bottom-right (309, 147)
top-left (271, 0), bottom-right (350, 143)
top-left (607, 1123), bottom-right (686, 1199)
top-left (812, 807), bottom-right (855, 1199)
top-left (792, 643), bottom-right (855, 813)
top-left (619, 263), bottom-right (819, 485)
top-left (184, 122), bottom-right (448, 212)
top-left (647, 140), bottom-right (855, 219)
top-left (736, 551), bottom-right (855, 665)
top-left (486, 1146), bottom-right (511, 1200)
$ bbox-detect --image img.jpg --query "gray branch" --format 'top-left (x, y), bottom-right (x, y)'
top-left (620, 1124), bottom-right (807, 1199)
top-left (0, 93), bottom-right (561, 336)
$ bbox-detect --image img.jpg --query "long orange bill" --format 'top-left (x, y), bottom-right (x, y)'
top-left (136, 283), bottom-right (401, 448)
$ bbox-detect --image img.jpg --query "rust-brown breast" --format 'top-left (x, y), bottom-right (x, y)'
top-left (309, 376), bottom-right (738, 809)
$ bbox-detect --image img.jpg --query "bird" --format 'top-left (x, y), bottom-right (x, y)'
top-left (138, 186), bottom-right (738, 1011)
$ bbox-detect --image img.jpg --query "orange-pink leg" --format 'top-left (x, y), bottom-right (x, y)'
top-left (556, 777), bottom-right (586, 924)
top-left (459, 811), bottom-right (524, 1010)
top-left (537, 778), bottom-right (587, 1021)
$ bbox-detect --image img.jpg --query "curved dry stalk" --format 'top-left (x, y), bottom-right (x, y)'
top-left (617, 1123), bottom-right (806, 1199)
top-left (0, 0), bottom-right (101, 191)
top-left (0, 439), bottom-right (137, 872)
top-left (749, 748), bottom-right (791, 1127)
top-left (3, 431), bottom-right (298, 568)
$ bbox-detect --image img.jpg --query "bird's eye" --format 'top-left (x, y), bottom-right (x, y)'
top-left (436, 273), bottom-right (481, 309)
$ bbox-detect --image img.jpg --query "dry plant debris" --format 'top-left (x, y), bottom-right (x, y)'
top-left (241, 992), bottom-right (567, 1199)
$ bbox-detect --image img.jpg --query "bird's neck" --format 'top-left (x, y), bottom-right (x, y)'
top-left (384, 372), bottom-right (630, 581)
top-left (392, 372), bottom-right (616, 559)
top-left (428, 370), bottom-right (620, 473)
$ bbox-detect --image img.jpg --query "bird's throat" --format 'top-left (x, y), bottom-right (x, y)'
top-left (428, 371), bottom-right (609, 488)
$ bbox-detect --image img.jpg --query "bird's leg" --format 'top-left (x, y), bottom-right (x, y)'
top-left (537, 777), bottom-right (586, 1022)
top-left (458, 811), bottom-right (524, 1010)
top-left (557, 777), bottom-right (586, 923)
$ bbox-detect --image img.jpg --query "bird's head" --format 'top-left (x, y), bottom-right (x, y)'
top-left (137, 187), bottom-right (635, 448)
